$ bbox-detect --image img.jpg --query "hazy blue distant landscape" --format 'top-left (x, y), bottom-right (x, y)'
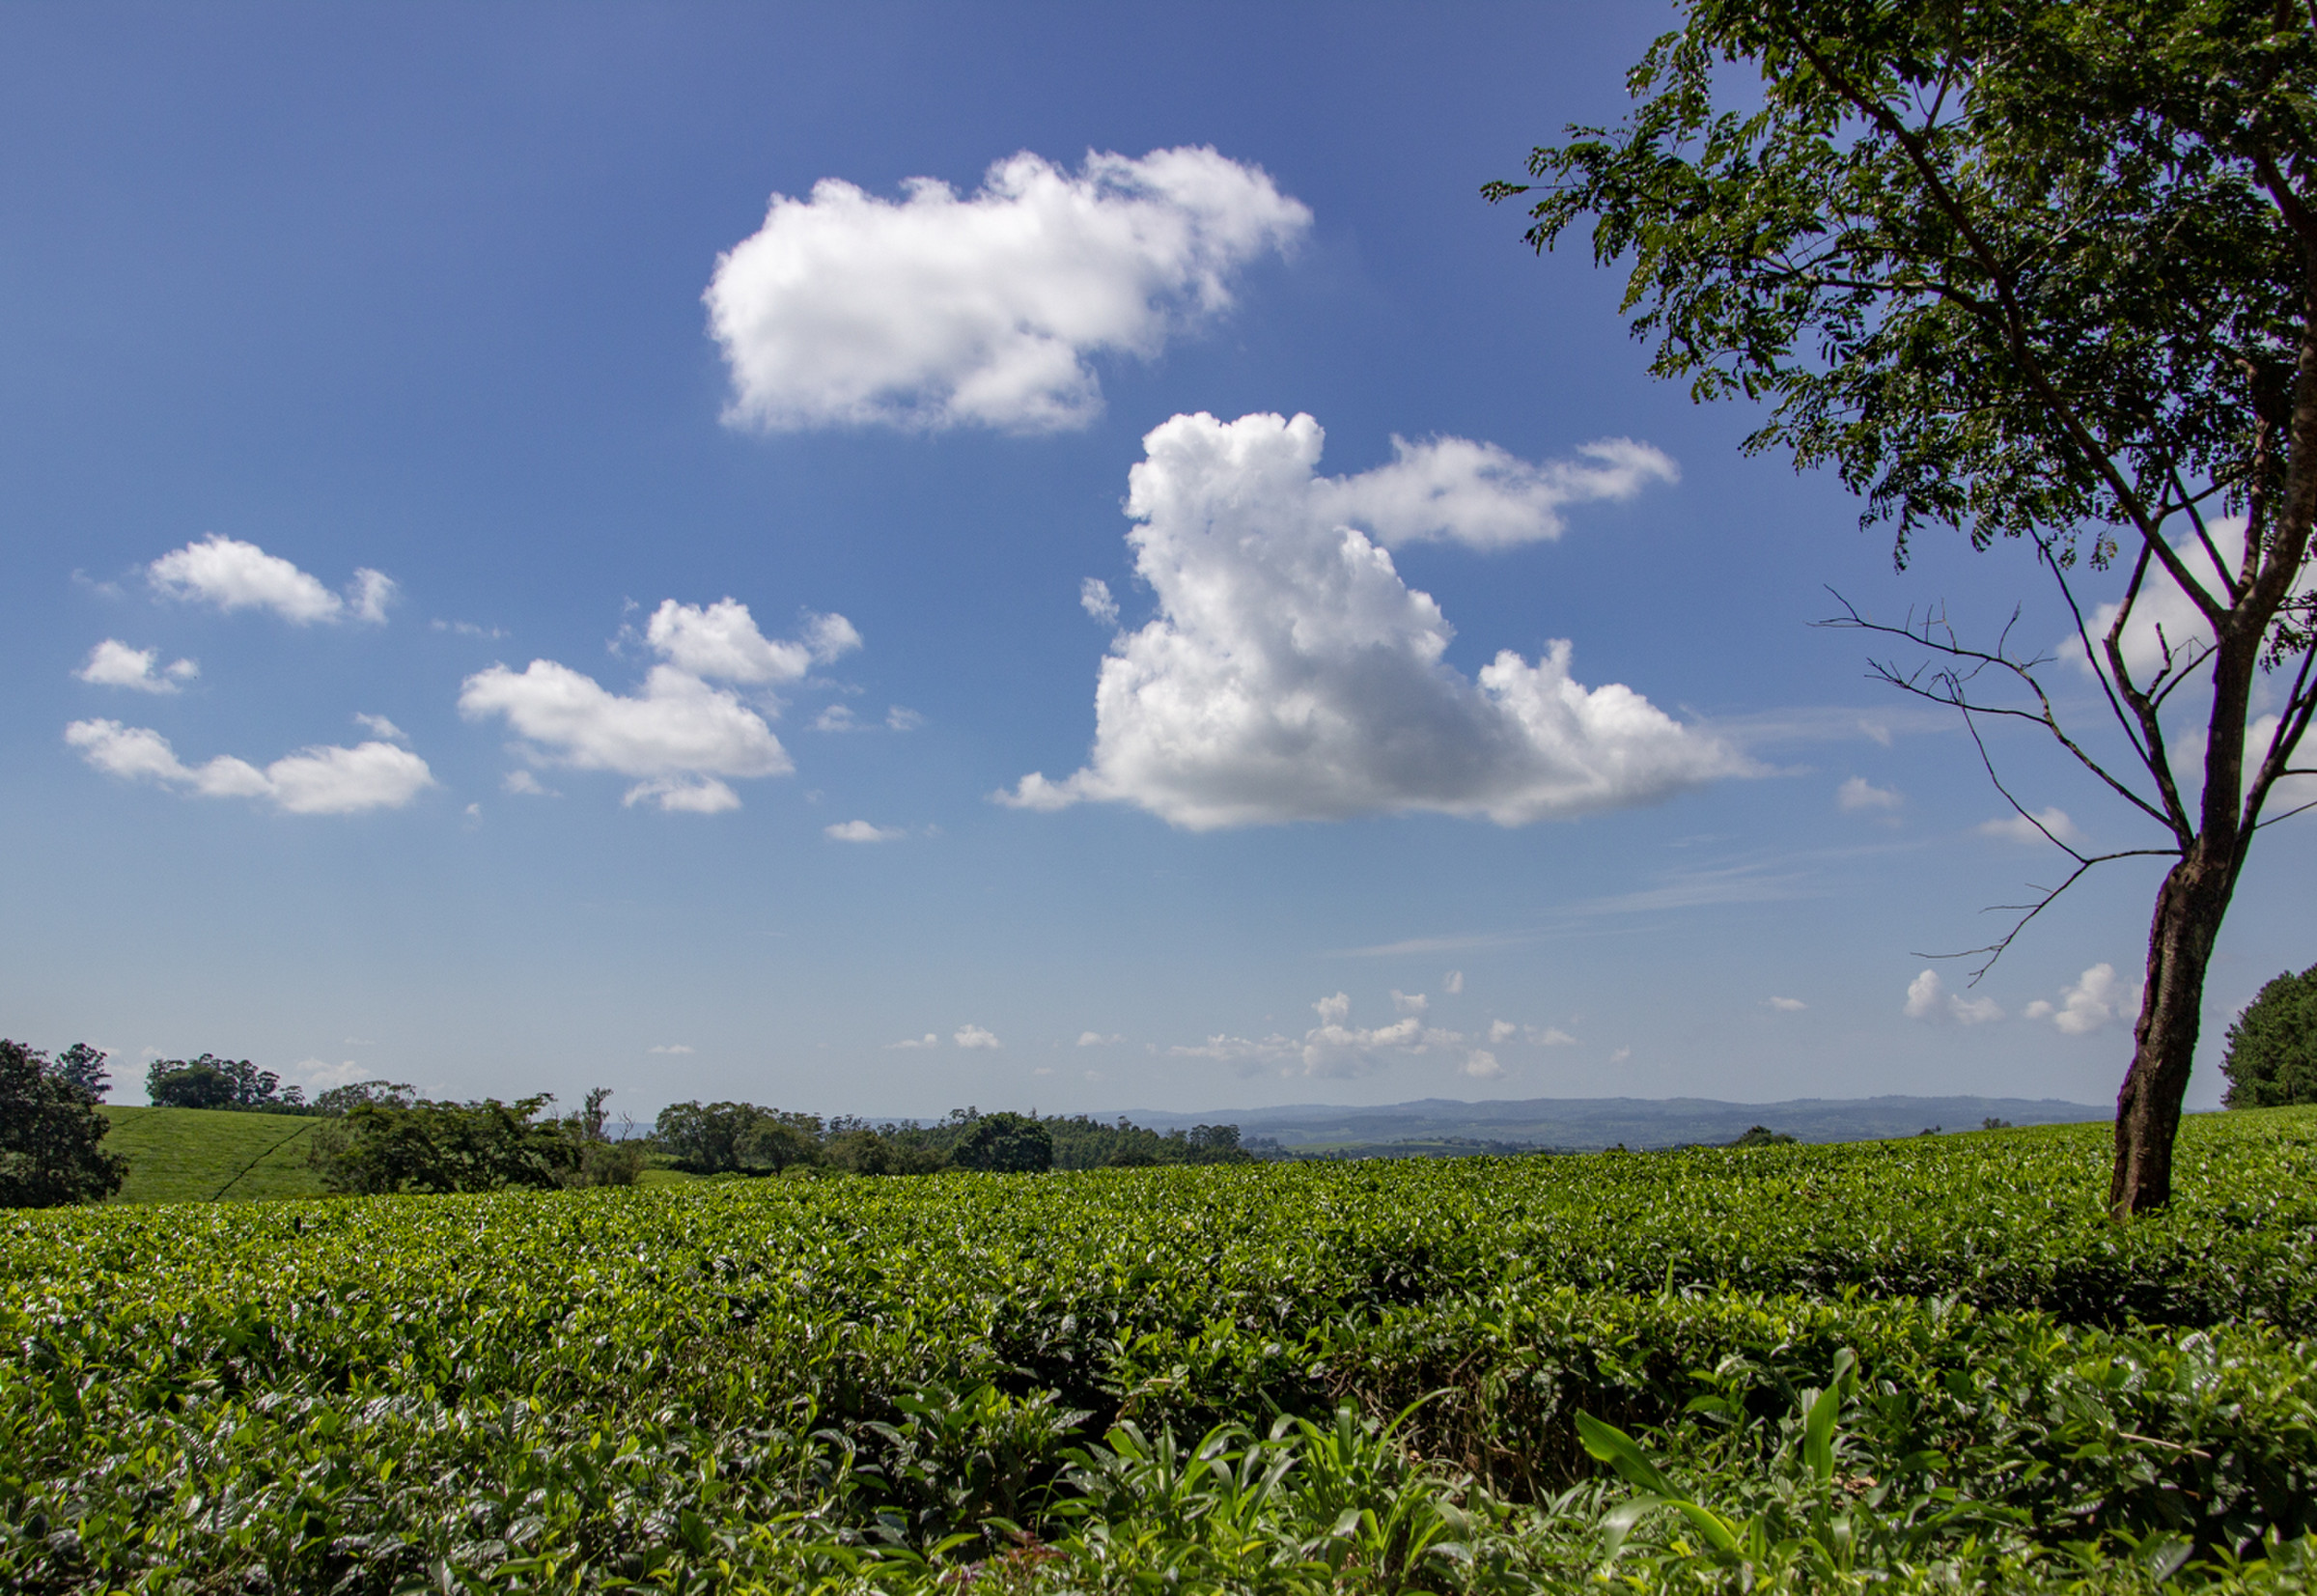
top-left (1120, 1094), bottom-right (2106, 1151)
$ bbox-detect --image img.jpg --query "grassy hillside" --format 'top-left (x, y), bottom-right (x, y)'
top-left (6, 1110), bottom-right (2314, 1591)
top-left (98, 1105), bottom-right (328, 1203)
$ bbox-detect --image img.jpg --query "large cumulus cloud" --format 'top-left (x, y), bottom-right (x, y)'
top-left (999, 411), bottom-right (1748, 829)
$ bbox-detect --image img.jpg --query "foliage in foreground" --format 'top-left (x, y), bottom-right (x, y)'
top-left (4, 1112), bottom-right (2315, 1591)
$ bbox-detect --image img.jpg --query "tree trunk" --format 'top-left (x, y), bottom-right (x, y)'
top-left (2109, 848), bottom-right (2242, 1218)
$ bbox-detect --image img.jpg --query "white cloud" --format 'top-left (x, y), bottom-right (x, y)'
top-left (996, 412), bottom-right (1746, 828)
top-left (1837, 775), bottom-right (1902, 813)
top-left (1460, 1050), bottom-right (1503, 1079)
top-left (149, 535), bottom-right (393, 625)
top-left (1171, 991), bottom-right (1469, 1079)
top-left (649, 1043), bottom-right (695, 1055)
top-left (1488, 1020), bottom-right (1519, 1044)
top-left (291, 1058), bottom-right (372, 1089)
top-left (502, 769), bottom-right (558, 797)
top-left (1309, 434), bottom-right (1678, 551)
top-left (1766, 996), bottom-right (1807, 1012)
top-left (707, 147), bottom-right (1310, 434)
top-left (623, 776), bottom-right (741, 814)
top-left (1076, 1030), bottom-right (1123, 1047)
top-left (67, 719), bottom-right (433, 814)
top-left (1903, 969), bottom-right (1944, 1020)
top-left (886, 706), bottom-right (925, 732)
top-left (76, 640), bottom-right (198, 694)
top-left (1608, 1046), bottom-right (1633, 1064)
top-left (814, 705), bottom-right (858, 732)
top-left (1080, 578), bottom-right (1119, 626)
top-left (460, 606), bottom-right (803, 810)
top-left (1441, 970), bottom-right (1464, 994)
top-left (2066, 518), bottom-right (2317, 685)
top-left (825, 819), bottom-right (904, 842)
top-left (352, 713), bottom-right (406, 742)
top-left (888, 1033), bottom-right (940, 1050)
top-left (954, 1024), bottom-right (1002, 1050)
top-left (1976, 807), bottom-right (2086, 847)
top-left (644, 599), bottom-right (858, 684)
top-left (2029, 963), bottom-right (2129, 1035)
top-left (1391, 990), bottom-right (1428, 1015)
top-left (1904, 967), bottom-right (2005, 1025)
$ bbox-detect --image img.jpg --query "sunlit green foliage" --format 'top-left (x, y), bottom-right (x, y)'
top-left (4, 1112), bottom-right (2314, 1590)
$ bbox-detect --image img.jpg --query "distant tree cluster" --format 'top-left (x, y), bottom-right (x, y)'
top-left (650, 1104), bottom-right (1256, 1177)
top-left (146, 1054), bottom-right (310, 1113)
top-left (307, 1085), bottom-right (642, 1194)
top-left (2221, 963), bottom-right (2317, 1108)
top-left (1, 1040), bottom-right (128, 1208)
top-left (1729, 1126), bottom-right (1798, 1148)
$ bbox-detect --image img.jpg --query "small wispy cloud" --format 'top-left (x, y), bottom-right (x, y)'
top-left (648, 1043), bottom-right (694, 1055)
top-left (1765, 995), bottom-right (1807, 1012)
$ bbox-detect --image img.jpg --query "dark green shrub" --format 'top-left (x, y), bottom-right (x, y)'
top-left (2222, 962), bottom-right (2317, 1107)
top-left (0, 1039), bottom-right (126, 1207)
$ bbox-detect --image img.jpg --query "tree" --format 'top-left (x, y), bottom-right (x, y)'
top-left (307, 1094), bottom-right (580, 1194)
top-left (952, 1110), bottom-right (1054, 1174)
top-left (147, 1054), bottom-right (306, 1112)
top-left (0, 1040), bottom-right (129, 1207)
top-left (2220, 960), bottom-right (2317, 1106)
top-left (1491, 0), bottom-right (2317, 1216)
top-left (653, 1100), bottom-right (763, 1173)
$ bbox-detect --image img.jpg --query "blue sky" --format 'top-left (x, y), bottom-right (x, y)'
top-left (5, 2), bottom-right (2307, 1120)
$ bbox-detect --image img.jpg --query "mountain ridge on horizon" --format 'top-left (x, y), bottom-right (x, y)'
top-left (1095, 1092), bottom-right (2111, 1152)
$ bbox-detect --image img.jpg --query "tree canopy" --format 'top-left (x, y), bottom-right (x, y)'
top-left (2221, 961), bottom-right (2317, 1106)
top-left (0, 1039), bottom-right (128, 1208)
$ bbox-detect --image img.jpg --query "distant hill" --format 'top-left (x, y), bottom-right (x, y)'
top-left (98, 1106), bottom-right (329, 1204)
top-left (1108, 1094), bottom-right (2108, 1153)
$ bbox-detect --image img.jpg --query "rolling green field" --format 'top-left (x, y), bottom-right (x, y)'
top-left (7, 1111), bottom-right (2316, 1593)
top-left (97, 1106), bottom-right (328, 1204)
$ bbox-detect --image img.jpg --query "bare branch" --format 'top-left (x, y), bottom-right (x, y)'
top-left (1820, 591), bottom-right (2176, 831)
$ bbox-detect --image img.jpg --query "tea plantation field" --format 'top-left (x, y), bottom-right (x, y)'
top-left (6, 1111), bottom-right (2316, 1593)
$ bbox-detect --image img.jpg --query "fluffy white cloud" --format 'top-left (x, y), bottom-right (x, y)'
top-left (1903, 968), bottom-right (2004, 1025)
top-left (888, 1033), bottom-right (939, 1050)
top-left (706, 147), bottom-right (1310, 434)
top-left (1076, 1030), bottom-right (1123, 1047)
top-left (462, 661), bottom-right (787, 809)
top-left (66, 719), bottom-right (433, 814)
top-left (953, 1024), bottom-right (1002, 1050)
top-left (461, 599), bottom-right (847, 813)
top-left (149, 535), bottom-right (394, 625)
top-left (2025, 963), bottom-right (2130, 1035)
top-left (825, 819), bottom-right (904, 842)
top-left (886, 706), bottom-right (925, 732)
top-left (1488, 1020), bottom-right (1518, 1044)
top-left (1309, 434), bottom-right (1677, 550)
top-left (2066, 518), bottom-right (2317, 685)
top-left (1171, 991), bottom-right (1479, 1078)
top-left (76, 640), bottom-right (197, 693)
top-left (1080, 578), bottom-right (1120, 626)
top-left (1837, 775), bottom-right (1902, 813)
top-left (1390, 990), bottom-right (1428, 1015)
top-left (352, 713), bottom-right (406, 742)
top-left (997, 412), bottom-right (1746, 828)
top-left (1460, 1050), bottom-right (1503, 1079)
top-left (503, 770), bottom-right (558, 797)
top-left (644, 599), bottom-right (858, 683)
top-left (1976, 807), bottom-right (2086, 847)
top-left (1767, 996), bottom-right (1808, 1012)
top-left (1441, 970), bottom-right (1464, 994)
